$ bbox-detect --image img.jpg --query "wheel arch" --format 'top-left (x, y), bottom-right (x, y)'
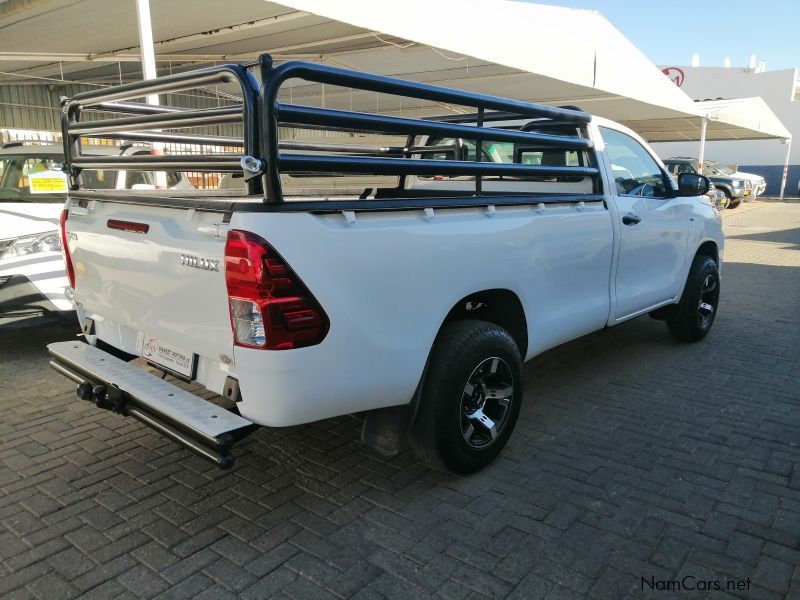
top-left (362, 289), bottom-right (528, 457)
top-left (714, 182), bottom-right (733, 195)
top-left (695, 239), bottom-right (719, 264)
top-left (440, 288), bottom-right (528, 358)
top-left (651, 239), bottom-right (719, 322)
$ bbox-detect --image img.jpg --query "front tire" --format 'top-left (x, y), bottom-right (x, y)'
top-left (667, 254), bottom-right (720, 342)
top-left (726, 191), bottom-right (742, 209)
top-left (408, 320), bottom-right (523, 474)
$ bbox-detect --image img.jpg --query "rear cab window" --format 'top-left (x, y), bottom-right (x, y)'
top-left (413, 124), bottom-right (594, 194)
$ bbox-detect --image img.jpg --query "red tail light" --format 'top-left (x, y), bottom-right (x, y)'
top-left (59, 209), bottom-right (76, 289)
top-left (224, 230), bottom-right (329, 350)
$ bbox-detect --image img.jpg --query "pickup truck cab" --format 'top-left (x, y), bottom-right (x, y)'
top-left (47, 56), bottom-right (723, 473)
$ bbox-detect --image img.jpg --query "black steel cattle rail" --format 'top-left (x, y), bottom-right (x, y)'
top-left (60, 53), bottom-right (597, 203)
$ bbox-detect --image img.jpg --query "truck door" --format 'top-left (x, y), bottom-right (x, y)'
top-left (599, 126), bottom-right (688, 320)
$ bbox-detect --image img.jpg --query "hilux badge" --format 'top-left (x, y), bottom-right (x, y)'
top-left (180, 254), bottom-right (219, 272)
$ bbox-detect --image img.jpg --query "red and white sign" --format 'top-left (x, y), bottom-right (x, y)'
top-left (142, 335), bottom-right (195, 378)
top-left (662, 66), bottom-right (685, 87)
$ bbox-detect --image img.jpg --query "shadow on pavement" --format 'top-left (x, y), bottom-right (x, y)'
top-left (725, 226), bottom-right (800, 250)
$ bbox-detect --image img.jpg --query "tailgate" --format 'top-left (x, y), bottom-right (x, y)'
top-left (66, 199), bottom-right (233, 367)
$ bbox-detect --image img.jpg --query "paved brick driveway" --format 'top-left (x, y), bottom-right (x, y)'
top-left (1, 201), bottom-right (798, 599)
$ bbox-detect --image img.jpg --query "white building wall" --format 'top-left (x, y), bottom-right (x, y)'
top-left (651, 66), bottom-right (799, 195)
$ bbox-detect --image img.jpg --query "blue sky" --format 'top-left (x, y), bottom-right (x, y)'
top-left (534, 0), bottom-right (800, 71)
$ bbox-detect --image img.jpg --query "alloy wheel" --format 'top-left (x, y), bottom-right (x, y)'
top-left (459, 357), bottom-right (515, 449)
top-left (698, 273), bottom-right (718, 328)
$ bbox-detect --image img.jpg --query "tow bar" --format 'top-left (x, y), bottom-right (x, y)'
top-left (49, 341), bottom-right (255, 468)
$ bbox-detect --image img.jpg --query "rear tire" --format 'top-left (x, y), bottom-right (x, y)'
top-left (667, 254), bottom-right (720, 343)
top-left (408, 320), bottom-right (523, 474)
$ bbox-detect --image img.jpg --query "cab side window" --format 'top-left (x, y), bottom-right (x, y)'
top-left (600, 127), bottom-right (668, 198)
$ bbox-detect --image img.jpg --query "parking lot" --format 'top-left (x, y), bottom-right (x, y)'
top-left (1, 200), bottom-right (798, 599)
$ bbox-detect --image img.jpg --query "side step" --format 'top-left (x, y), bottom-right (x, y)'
top-left (47, 341), bottom-right (255, 468)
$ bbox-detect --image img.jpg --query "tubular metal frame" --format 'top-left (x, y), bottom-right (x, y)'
top-left (61, 53), bottom-right (597, 203)
top-left (61, 63), bottom-right (261, 194)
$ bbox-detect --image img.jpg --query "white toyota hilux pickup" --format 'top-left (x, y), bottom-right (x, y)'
top-left (47, 56), bottom-right (723, 473)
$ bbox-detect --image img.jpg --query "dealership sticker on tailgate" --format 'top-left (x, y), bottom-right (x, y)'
top-left (142, 335), bottom-right (196, 379)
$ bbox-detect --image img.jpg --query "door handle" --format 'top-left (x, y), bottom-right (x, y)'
top-left (622, 214), bottom-right (641, 225)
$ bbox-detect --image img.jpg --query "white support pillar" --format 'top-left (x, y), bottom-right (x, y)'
top-left (135, 0), bottom-right (158, 104)
top-left (135, 0), bottom-right (167, 189)
top-left (698, 117), bottom-right (708, 174)
top-left (779, 138), bottom-right (792, 201)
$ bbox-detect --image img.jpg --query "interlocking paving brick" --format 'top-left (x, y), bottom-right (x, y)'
top-left (753, 555), bottom-right (795, 594)
top-left (1, 201), bottom-right (799, 597)
top-left (726, 531), bottom-right (765, 566)
top-left (117, 563), bottom-right (171, 598)
top-left (26, 570), bottom-right (79, 600)
top-left (155, 572), bottom-right (215, 600)
top-left (588, 567), bottom-right (637, 600)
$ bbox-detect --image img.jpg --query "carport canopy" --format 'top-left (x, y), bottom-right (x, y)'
top-left (631, 97), bottom-right (791, 143)
top-left (0, 0), bottom-right (791, 193)
top-left (0, 0), bottom-right (786, 128)
top-left (0, 0), bottom-right (790, 133)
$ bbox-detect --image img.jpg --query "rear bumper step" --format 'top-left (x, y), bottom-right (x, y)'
top-left (47, 341), bottom-right (255, 468)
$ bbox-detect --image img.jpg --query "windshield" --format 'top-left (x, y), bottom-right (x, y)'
top-left (0, 153), bottom-right (117, 201)
top-left (702, 164), bottom-right (729, 176)
top-left (0, 154), bottom-right (66, 202)
top-left (715, 164), bottom-right (735, 175)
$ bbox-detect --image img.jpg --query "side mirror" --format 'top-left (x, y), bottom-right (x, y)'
top-left (677, 172), bottom-right (710, 197)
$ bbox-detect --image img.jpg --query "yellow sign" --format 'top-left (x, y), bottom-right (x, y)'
top-left (29, 171), bottom-right (68, 194)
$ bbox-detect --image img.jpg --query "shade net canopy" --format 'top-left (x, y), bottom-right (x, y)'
top-left (0, 0), bottom-right (789, 142)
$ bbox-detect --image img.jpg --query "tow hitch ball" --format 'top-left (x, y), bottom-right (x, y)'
top-left (76, 382), bottom-right (125, 414)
